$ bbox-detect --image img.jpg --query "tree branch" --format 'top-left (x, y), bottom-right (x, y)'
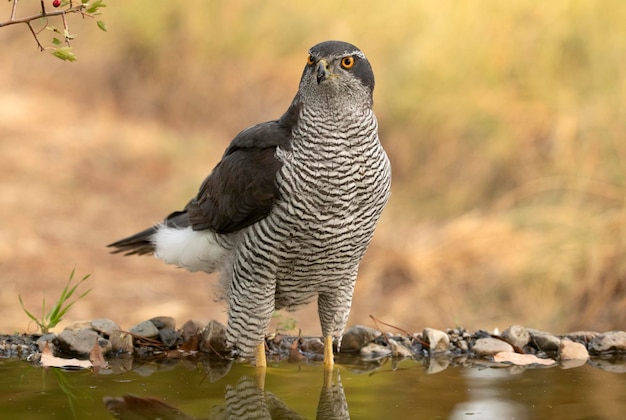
top-left (0, 4), bottom-right (87, 28)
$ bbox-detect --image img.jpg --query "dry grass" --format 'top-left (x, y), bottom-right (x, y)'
top-left (0, 1), bottom-right (625, 335)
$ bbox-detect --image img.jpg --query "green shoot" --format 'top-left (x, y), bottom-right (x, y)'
top-left (19, 268), bottom-right (92, 334)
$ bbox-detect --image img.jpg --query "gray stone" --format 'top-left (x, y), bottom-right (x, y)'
top-left (501, 325), bottom-right (530, 349)
top-left (340, 325), bottom-right (381, 353)
top-left (149, 316), bottom-right (175, 330)
top-left (359, 342), bottom-right (391, 359)
top-left (472, 337), bottom-right (513, 356)
top-left (200, 320), bottom-right (229, 354)
top-left (159, 328), bottom-right (179, 348)
top-left (91, 318), bottom-right (121, 336)
top-left (588, 331), bottom-right (626, 354)
top-left (129, 320), bottom-right (159, 338)
top-left (57, 328), bottom-right (100, 355)
top-left (528, 329), bottom-right (561, 352)
top-left (422, 328), bottom-right (450, 353)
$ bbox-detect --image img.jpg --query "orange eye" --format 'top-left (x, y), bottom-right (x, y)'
top-left (341, 56), bottom-right (355, 69)
top-left (307, 55), bottom-right (315, 65)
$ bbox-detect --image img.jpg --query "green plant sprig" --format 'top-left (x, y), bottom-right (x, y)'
top-left (19, 267), bottom-right (92, 334)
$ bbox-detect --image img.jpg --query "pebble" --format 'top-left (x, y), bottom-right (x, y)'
top-left (472, 337), bottom-right (513, 356)
top-left (300, 337), bottom-right (324, 354)
top-left (527, 329), bottom-right (561, 352)
top-left (588, 331), bottom-right (626, 354)
top-left (149, 316), bottom-right (176, 330)
top-left (340, 325), bottom-right (381, 353)
top-left (388, 338), bottom-right (413, 358)
top-left (501, 325), bottom-right (530, 349)
top-left (360, 342), bottom-right (391, 359)
top-left (91, 318), bottom-right (121, 336)
top-left (200, 320), bottom-right (229, 354)
top-left (559, 338), bottom-right (589, 361)
top-left (129, 320), bottom-right (159, 338)
top-left (422, 328), bottom-right (450, 353)
top-left (159, 328), bottom-right (179, 348)
top-left (57, 328), bottom-right (103, 355)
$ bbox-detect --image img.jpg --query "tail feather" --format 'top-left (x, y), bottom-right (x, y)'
top-left (107, 226), bottom-right (158, 256)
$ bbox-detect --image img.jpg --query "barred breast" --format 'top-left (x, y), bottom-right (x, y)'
top-left (225, 104), bottom-right (391, 353)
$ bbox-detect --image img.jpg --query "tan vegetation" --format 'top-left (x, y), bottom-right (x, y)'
top-left (1, 1), bottom-right (625, 335)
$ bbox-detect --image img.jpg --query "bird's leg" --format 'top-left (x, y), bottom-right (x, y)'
top-left (255, 341), bottom-right (267, 368)
top-left (323, 335), bottom-right (334, 370)
top-left (254, 341), bottom-right (267, 389)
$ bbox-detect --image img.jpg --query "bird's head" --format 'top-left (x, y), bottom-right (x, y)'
top-left (298, 40), bottom-right (375, 108)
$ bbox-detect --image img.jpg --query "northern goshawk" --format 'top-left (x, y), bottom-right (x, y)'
top-left (108, 40), bottom-right (391, 369)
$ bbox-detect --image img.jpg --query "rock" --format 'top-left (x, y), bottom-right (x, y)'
top-left (300, 337), bottom-right (324, 354)
top-left (91, 318), bottom-right (121, 336)
top-left (588, 331), bottom-right (626, 354)
top-left (389, 338), bottom-right (413, 358)
top-left (199, 320), bottom-right (229, 354)
top-left (559, 338), bottom-right (589, 361)
top-left (528, 329), bottom-right (561, 352)
top-left (340, 325), bottom-right (381, 353)
top-left (501, 325), bottom-right (530, 349)
top-left (67, 320), bottom-right (93, 331)
top-left (36, 333), bottom-right (57, 353)
top-left (57, 328), bottom-right (101, 355)
top-left (564, 331), bottom-right (600, 345)
top-left (422, 328), bottom-right (450, 353)
top-left (180, 320), bottom-right (203, 342)
top-left (150, 316), bottom-right (176, 330)
top-left (109, 330), bottom-right (134, 353)
top-left (159, 328), bottom-right (179, 348)
top-left (359, 342), bottom-right (391, 359)
top-left (129, 320), bottom-right (159, 338)
top-left (472, 337), bottom-right (513, 356)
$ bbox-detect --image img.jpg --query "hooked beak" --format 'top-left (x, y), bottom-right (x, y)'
top-left (316, 58), bottom-right (330, 84)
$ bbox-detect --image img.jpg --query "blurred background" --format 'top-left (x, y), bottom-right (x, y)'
top-left (1, 0), bottom-right (625, 336)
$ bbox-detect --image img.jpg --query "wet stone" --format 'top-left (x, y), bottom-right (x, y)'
top-left (301, 337), bottom-right (324, 354)
top-left (180, 320), bottom-right (203, 342)
top-left (200, 320), bottom-right (229, 354)
top-left (109, 330), bottom-right (134, 353)
top-left (501, 325), bottom-right (530, 349)
top-left (559, 338), bottom-right (589, 361)
top-left (588, 331), bottom-right (626, 354)
top-left (150, 316), bottom-right (175, 330)
top-left (472, 337), bottom-right (513, 356)
top-left (360, 342), bottom-right (391, 359)
top-left (159, 328), bottom-right (179, 348)
top-left (528, 329), bottom-right (561, 352)
top-left (389, 338), bottom-right (413, 358)
top-left (423, 328), bottom-right (450, 353)
top-left (130, 320), bottom-right (160, 338)
top-left (340, 325), bottom-right (381, 353)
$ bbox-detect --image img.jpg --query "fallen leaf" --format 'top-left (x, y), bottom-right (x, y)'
top-left (40, 342), bottom-right (93, 369)
top-left (493, 351), bottom-right (556, 366)
top-left (90, 341), bottom-right (108, 370)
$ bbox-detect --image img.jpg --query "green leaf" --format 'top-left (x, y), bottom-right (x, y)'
top-left (86, 0), bottom-right (106, 14)
top-left (52, 37), bottom-right (62, 46)
top-left (51, 47), bottom-right (77, 62)
top-left (97, 20), bottom-right (107, 32)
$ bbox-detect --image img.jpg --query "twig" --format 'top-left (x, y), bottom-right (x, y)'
top-left (0, 4), bottom-right (86, 28)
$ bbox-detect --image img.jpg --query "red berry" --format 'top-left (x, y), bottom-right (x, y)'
top-left (52, 0), bottom-right (61, 7)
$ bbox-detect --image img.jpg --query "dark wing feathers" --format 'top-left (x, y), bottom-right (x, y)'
top-left (107, 115), bottom-right (295, 254)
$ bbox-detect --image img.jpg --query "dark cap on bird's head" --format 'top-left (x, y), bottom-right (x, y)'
top-left (303, 40), bottom-right (375, 94)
